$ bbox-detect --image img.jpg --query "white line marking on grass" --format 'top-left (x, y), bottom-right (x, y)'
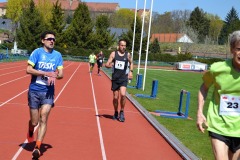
top-left (12, 62), bottom-right (81, 160)
top-left (139, 67), bottom-right (177, 72)
top-left (89, 70), bottom-right (107, 160)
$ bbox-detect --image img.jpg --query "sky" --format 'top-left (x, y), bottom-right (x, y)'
top-left (81, 0), bottom-right (240, 20)
top-left (0, 0), bottom-right (239, 20)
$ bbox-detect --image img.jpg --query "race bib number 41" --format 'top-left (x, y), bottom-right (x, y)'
top-left (115, 60), bottom-right (125, 70)
top-left (220, 94), bottom-right (240, 116)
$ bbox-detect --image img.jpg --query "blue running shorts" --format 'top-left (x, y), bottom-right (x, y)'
top-left (28, 91), bottom-right (54, 109)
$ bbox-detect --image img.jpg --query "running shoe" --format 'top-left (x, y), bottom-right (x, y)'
top-left (27, 131), bottom-right (34, 143)
top-left (98, 73), bottom-right (101, 76)
top-left (119, 111), bottom-right (125, 122)
top-left (32, 147), bottom-right (41, 159)
top-left (112, 111), bottom-right (118, 120)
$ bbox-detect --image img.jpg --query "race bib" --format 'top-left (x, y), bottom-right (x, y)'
top-left (115, 60), bottom-right (125, 70)
top-left (99, 60), bottom-right (102, 63)
top-left (36, 75), bottom-right (48, 85)
top-left (219, 94), bottom-right (240, 116)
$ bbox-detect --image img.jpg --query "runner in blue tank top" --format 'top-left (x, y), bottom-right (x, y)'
top-left (26, 30), bottom-right (63, 159)
top-left (105, 39), bottom-right (133, 122)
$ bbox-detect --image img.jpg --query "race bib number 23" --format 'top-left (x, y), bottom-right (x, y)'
top-left (220, 94), bottom-right (240, 116)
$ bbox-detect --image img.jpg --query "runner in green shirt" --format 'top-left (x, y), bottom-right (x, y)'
top-left (197, 30), bottom-right (240, 159)
top-left (89, 52), bottom-right (96, 73)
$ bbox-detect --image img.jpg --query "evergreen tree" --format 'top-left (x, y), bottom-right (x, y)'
top-left (150, 38), bottom-right (160, 54)
top-left (218, 7), bottom-right (240, 45)
top-left (16, 0), bottom-right (47, 52)
top-left (49, 0), bottom-right (65, 47)
top-left (187, 7), bottom-right (210, 43)
top-left (92, 15), bottom-right (115, 49)
top-left (63, 2), bottom-right (93, 49)
top-left (120, 16), bottom-right (147, 54)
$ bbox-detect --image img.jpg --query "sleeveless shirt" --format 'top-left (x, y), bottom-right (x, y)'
top-left (112, 51), bottom-right (128, 82)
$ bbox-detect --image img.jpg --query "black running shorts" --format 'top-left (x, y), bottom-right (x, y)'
top-left (209, 131), bottom-right (240, 153)
top-left (111, 80), bottom-right (128, 91)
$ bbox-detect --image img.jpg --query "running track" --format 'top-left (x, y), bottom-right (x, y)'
top-left (0, 61), bottom-right (198, 160)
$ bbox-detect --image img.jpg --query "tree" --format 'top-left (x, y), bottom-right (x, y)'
top-left (207, 14), bottom-right (223, 44)
top-left (171, 10), bottom-right (191, 33)
top-left (49, 0), bottom-right (65, 47)
top-left (187, 7), bottom-right (210, 43)
top-left (93, 15), bottom-right (115, 49)
top-left (109, 9), bottom-right (135, 29)
top-left (180, 24), bottom-right (199, 53)
top-left (218, 7), bottom-right (240, 45)
top-left (6, 0), bottom-right (23, 23)
top-left (63, 2), bottom-right (93, 49)
top-left (35, 0), bottom-right (53, 26)
top-left (150, 38), bottom-right (160, 54)
top-left (6, 0), bottom-right (31, 37)
top-left (152, 12), bottom-right (174, 33)
top-left (120, 16), bottom-right (147, 56)
top-left (16, 0), bottom-right (47, 52)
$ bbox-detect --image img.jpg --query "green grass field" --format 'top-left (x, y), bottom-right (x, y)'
top-left (120, 68), bottom-right (214, 160)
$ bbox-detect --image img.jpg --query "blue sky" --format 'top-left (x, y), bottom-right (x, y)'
top-left (0, 0), bottom-right (239, 20)
top-left (82, 0), bottom-right (239, 20)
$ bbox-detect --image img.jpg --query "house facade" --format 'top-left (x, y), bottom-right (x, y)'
top-left (151, 33), bottom-right (193, 43)
top-left (0, 2), bottom-right (6, 17)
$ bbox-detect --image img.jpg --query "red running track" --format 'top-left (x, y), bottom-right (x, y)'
top-left (0, 61), bottom-right (196, 160)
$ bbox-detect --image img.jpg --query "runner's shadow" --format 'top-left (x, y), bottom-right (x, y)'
top-left (19, 142), bottom-right (53, 159)
top-left (96, 114), bottom-right (113, 120)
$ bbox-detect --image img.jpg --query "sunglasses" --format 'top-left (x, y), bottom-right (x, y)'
top-left (44, 38), bottom-right (56, 42)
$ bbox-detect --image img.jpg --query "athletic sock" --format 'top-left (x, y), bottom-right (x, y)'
top-left (28, 121), bottom-right (34, 137)
top-left (35, 140), bottom-right (42, 149)
top-left (29, 129), bottom-right (34, 137)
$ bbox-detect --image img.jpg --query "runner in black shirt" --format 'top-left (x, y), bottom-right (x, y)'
top-left (105, 39), bottom-right (133, 122)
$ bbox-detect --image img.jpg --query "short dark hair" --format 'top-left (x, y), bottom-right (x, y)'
top-left (40, 30), bottom-right (56, 40)
top-left (118, 39), bottom-right (126, 45)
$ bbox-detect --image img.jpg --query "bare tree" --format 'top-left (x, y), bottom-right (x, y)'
top-left (180, 24), bottom-right (199, 54)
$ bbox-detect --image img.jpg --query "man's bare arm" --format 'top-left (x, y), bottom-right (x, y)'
top-left (105, 52), bottom-right (115, 68)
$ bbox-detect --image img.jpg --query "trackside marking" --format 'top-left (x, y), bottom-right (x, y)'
top-left (0, 69), bottom-right (26, 77)
top-left (89, 70), bottom-right (107, 160)
top-left (0, 75), bottom-right (29, 87)
top-left (0, 89), bottom-right (28, 108)
top-left (12, 62), bottom-right (81, 160)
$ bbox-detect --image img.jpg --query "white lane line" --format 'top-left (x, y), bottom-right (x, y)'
top-left (89, 71), bottom-right (107, 160)
top-left (0, 89), bottom-right (28, 108)
top-left (0, 69), bottom-right (25, 77)
top-left (0, 64), bottom-right (26, 71)
top-left (0, 62), bottom-right (74, 87)
top-left (12, 62), bottom-right (81, 160)
top-left (0, 75), bottom-right (29, 87)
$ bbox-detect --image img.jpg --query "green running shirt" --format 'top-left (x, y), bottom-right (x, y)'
top-left (203, 59), bottom-right (240, 137)
top-left (89, 54), bottom-right (96, 63)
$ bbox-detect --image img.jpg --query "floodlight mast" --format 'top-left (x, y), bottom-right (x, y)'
top-left (137, 0), bottom-right (147, 74)
top-left (143, 0), bottom-right (154, 91)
